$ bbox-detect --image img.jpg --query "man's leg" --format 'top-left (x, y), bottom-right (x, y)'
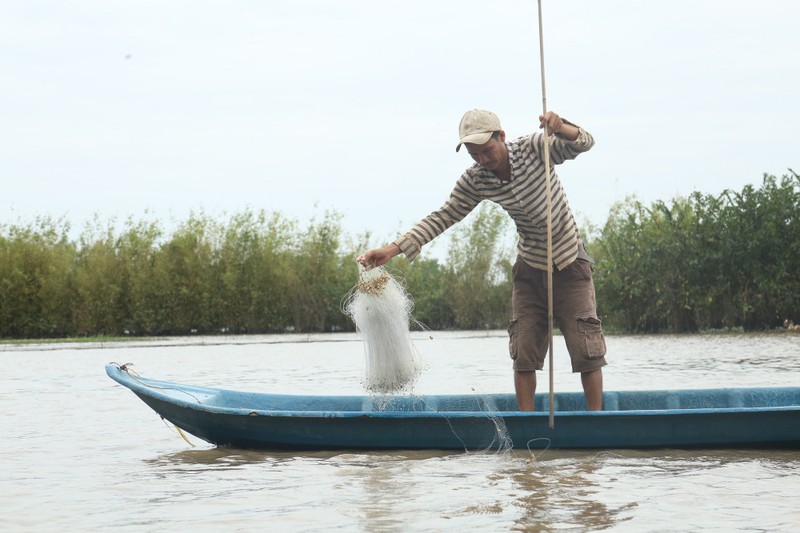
top-left (581, 368), bottom-right (603, 411)
top-left (514, 370), bottom-right (537, 411)
top-left (553, 259), bottom-right (608, 411)
top-left (510, 257), bottom-right (548, 412)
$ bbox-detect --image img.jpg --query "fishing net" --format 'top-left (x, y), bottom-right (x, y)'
top-left (343, 266), bottom-right (423, 394)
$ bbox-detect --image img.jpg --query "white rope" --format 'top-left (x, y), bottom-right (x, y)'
top-left (343, 266), bottom-right (422, 394)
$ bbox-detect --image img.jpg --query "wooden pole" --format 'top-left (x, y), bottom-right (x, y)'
top-left (537, 0), bottom-right (556, 430)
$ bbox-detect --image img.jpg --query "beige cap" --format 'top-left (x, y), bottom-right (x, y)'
top-left (456, 109), bottom-right (502, 152)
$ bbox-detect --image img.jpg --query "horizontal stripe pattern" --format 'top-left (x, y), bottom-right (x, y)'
top-left (395, 126), bottom-right (594, 271)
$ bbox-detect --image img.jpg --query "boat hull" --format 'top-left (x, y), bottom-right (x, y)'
top-left (106, 364), bottom-right (800, 451)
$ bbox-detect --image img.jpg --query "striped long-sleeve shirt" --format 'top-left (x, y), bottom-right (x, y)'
top-left (394, 125), bottom-right (594, 271)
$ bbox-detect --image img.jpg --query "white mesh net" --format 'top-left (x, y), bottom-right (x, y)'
top-left (343, 266), bottom-right (423, 394)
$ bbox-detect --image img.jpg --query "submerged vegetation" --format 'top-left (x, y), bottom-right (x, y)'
top-left (1, 171), bottom-right (798, 339)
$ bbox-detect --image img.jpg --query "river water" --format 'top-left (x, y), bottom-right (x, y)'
top-left (2, 331), bottom-right (799, 532)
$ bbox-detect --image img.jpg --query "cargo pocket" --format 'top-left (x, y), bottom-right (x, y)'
top-left (578, 315), bottom-right (606, 359)
top-left (574, 258), bottom-right (592, 281)
top-left (507, 318), bottom-right (519, 361)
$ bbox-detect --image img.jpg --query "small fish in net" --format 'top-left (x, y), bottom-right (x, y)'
top-left (343, 266), bottom-right (423, 393)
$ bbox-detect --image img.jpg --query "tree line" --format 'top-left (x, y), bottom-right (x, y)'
top-left (591, 171), bottom-right (800, 332)
top-left (0, 205), bottom-right (512, 339)
top-left (1, 171), bottom-right (797, 339)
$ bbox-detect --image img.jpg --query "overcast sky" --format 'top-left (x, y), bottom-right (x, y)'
top-left (2, 1), bottom-right (798, 256)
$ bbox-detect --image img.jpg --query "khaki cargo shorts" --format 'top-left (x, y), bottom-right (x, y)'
top-left (508, 257), bottom-right (608, 373)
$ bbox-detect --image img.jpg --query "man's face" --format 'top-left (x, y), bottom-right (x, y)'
top-left (465, 132), bottom-right (507, 172)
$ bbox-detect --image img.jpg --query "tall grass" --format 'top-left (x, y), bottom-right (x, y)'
top-left (590, 171), bottom-right (800, 332)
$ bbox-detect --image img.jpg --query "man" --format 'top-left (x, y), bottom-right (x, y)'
top-left (356, 109), bottom-right (607, 411)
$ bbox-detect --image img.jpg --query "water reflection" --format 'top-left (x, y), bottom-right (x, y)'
top-left (500, 452), bottom-right (629, 531)
top-left (147, 448), bottom-right (276, 470)
top-left (136, 442), bottom-right (800, 530)
top-left (146, 447), bottom-right (457, 469)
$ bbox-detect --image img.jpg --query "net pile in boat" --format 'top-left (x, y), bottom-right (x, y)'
top-left (343, 266), bottom-right (422, 394)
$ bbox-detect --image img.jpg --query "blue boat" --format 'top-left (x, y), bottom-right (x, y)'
top-left (105, 363), bottom-right (800, 450)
